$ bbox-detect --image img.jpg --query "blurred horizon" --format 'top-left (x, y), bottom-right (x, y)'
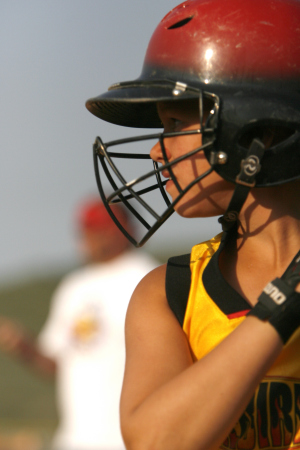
top-left (1, 0), bottom-right (221, 284)
top-left (0, 4), bottom-right (222, 448)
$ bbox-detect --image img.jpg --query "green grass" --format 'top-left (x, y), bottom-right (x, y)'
top-left (0, 274), bottom-right (61, 431)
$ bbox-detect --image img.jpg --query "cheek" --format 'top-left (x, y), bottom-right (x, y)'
top-left (165, 133), bottom-right (202, 160)
top-left (190, 153), bottom-right (211, 176)
top-left (174, 170), bottom-right (235, 218)
top-left (173, 151), bottom-right (210, 184)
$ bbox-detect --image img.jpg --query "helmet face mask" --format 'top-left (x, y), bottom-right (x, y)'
top-left (87, 0), bottom-right (300, 245)
top-left (93, 86), bottom-right (220, 247)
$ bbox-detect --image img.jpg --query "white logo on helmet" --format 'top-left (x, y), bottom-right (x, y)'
top-left (243, 155), bottom-right (261, 176)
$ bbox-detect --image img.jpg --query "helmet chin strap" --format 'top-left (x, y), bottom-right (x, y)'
top-left (218, 138), bottom-right (266, 234)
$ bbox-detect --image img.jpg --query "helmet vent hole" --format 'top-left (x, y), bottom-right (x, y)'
top-left (168, 16), bottom-right (193, 30)
top-left (239, 124), bottom-right (296, 150)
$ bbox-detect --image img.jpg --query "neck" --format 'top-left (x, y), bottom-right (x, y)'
top-left (219, 180), bottom-right (300, 305)
top-left (236, 182), bottom-right (300, 268)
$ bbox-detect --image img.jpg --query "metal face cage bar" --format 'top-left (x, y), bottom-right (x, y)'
top-left (92, 89), bottom-right (220, 247)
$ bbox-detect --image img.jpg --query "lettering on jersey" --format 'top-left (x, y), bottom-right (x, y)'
top-left (222, 380), bottom-right (300, 449)
top-left (269, 382), bottom-right (293, 446)
top-left (295, 384), bottom-right (300, 444)
top-left (263, 282), bottom-right (286, 304)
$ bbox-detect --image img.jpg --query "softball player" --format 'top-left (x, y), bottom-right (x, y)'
top-left (86, 0), bottom-right (300, 448)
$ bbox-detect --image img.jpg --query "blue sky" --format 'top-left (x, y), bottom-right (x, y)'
top-left (0, 1), bottom-right (221, 282)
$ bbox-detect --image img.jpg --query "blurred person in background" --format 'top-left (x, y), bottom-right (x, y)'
top-left (0, 197), bottom-right (158, 450)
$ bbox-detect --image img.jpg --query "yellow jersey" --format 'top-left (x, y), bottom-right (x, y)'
top-left (167, 234), bottom-right (300, 449)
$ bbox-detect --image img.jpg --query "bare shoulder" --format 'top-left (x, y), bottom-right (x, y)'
top-left (125, 263), bottom-right (176, 339)
top-left (122, 263), bottom-right (193, 418)
top-left (128, 263), bottom-right (167, 309)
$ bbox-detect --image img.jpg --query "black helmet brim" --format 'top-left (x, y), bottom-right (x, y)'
top-left (85, 79), bottom-right (202, 128)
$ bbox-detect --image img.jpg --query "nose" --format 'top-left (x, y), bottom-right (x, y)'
top-left (150, 140), bottom-right (163, 163)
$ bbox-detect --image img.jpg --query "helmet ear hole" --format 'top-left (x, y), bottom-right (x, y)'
top-left (168, 16), bottom-right (194, 29)
top-left (238, 124), bottom-right (296, 150)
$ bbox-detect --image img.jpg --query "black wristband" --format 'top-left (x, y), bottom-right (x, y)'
top-left (268, 291), bottom-right (300, 344)
top-left (248, 278), bottom-right (300, 344)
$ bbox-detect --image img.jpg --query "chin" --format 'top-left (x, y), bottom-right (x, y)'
top-left (174, 197), bottom-right (225, 219)
top-left (174, 202), bottom-right (202, 218)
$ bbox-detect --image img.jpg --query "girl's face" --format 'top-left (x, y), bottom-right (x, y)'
top-left (150, 100), bottom-right (234, 218)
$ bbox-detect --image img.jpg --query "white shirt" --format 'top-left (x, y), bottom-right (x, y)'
top-left (38, 250), bottom-right (158, 450)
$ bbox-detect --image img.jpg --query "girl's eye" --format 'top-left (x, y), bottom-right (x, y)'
top-left (169, 118), bottom-right (182, 131)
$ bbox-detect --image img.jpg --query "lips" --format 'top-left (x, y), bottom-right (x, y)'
top-left (161, 169), bottom-right (171, 179)
top-left (159, 168), bottom-right (173, 192)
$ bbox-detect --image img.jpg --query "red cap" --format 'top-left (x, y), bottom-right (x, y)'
top-left (76, 198), bottom-right (128, 232)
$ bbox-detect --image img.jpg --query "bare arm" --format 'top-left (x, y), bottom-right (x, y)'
top-left (0, 317), bottom-right (56, 378)
top-left (120, 265), bottom-right (283, 450)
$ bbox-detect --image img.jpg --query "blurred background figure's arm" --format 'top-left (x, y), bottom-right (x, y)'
top-left (0, 316), bottom-right (56, 377)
